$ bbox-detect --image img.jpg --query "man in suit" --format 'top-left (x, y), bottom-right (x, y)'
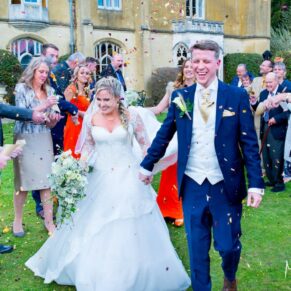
top-left (0, 103), bottom-right (46, 254)
top-left (139, 40), bottom-right (264, 291)
top-left (250, 59), bottom-right (274, 145)
top-left (230, 64), bottom-right (254, 87)
top-left (85, 57), bottom-right (98, 101)
top-left (252, 72), bottom-right (289, 192)
top-left (100, 54), bottom-right (127, 92)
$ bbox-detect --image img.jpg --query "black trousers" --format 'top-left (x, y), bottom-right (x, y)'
top-left (262, 125), bottom-right (285, 186)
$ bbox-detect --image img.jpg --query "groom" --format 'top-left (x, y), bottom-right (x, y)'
top-left (139, 40), bottom-right (264, 291)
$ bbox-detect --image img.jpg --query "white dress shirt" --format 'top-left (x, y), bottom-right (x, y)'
top-left (185, 78), bottom-right (224, 185)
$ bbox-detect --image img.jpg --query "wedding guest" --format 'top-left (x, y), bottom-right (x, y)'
top-left (255, 91), bottom-right (291, 183)
top-left (273, 61), bottom-right (291, 91)
top-left (251, 72), bottom-right (289, 192)
top-left (140, 40), bottom-right (264, 291)
top-left (149, 59), bottom-right (196, 227)
top-left (33, 44), bottom-right (79, 220)
top-left (250, 59), bottom-right (274, 148)
top-left (85, 57), bottom-right (98, 101)
top-left (51, 52), bottom-right (85, 97)
top-left (100, 53), bottom-right (127, 92)
top-left (49, 52), bottom-right (84, 154)
top-left (241, 73), bottom-right (253, 89)
top-left (41, 43), bottom-right (59, 68)
top-left (230, 64), bottom-right (254, 87)
top-left (63, 64), bottom-right (91, 158)
top-left (25, 77), bottom-right (190, 290)
top-left (13, 57), bottom-right (62, 236)
top-left (0, 103), bottom-right (46, 253)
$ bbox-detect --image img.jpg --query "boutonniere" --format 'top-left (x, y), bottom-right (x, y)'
top-left (172, 93), bottom-right (193, 120)
top-left (50, 72), bottom-right (57, 83)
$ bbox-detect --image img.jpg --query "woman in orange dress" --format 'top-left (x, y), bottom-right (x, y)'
top-left (63, 64), bottom-right (91, 158)
top-left (149, 59), bottom-right (195, 226)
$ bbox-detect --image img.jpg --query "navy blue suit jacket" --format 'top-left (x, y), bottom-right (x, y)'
top-left (0, 103), bottom-right (33, 146)
top-left (48, 72), bottom-right (78, 147)
top-left (281, 79), bottom-right (291, 92)
top-left (141, 81), bottom-right (264, 204)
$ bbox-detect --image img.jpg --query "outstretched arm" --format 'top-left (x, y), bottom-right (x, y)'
top-left (141, 99), bottom-right (177, 172)
top-left (238, 90), bottom-right (264, 208)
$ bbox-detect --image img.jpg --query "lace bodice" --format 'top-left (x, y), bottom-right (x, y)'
top-left (80, 108), bottom-right (150, 170)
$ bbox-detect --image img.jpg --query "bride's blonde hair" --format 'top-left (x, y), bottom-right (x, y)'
top-left (95, 77), bottom-right (128, 128)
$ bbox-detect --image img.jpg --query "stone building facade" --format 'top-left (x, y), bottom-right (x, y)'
top-left (0, 0), bottom-right (270, 94)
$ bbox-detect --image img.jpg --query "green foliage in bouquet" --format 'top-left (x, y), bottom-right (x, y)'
top-left (224, 53), bottom-right (262, 84)
top-left (125, 90), bottom-right (146, 107)
top-left (48, 150), bottom-right (89, 225)
top-left (0, 49), bottom-right (22, 104)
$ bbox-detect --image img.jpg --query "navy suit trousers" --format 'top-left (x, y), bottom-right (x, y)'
top-left (181, 175), bottom-right (242, 291)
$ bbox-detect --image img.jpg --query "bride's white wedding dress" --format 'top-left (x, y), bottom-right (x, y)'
top-left (25, 109), bottom-right (190, 291)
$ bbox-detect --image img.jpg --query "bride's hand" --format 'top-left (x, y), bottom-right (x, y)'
top-left (139, 172), bottom-right (153, 185)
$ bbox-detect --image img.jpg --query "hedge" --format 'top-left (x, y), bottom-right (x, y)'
top-left (58, 54), bottom-right (70, 63)
top-left (0, 49), bottom-right (22, 104)
top-left (224, 53), bottom-right (262, 84)
top-left (146, 67), bottom-right (179, 106)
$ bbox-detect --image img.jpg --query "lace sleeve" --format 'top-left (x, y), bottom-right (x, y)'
top-left (79, 121), bottom-right (95, 163)
top-left (129, 108), bottom-right (150, 156)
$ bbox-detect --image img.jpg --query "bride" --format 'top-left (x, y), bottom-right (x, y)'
top-left (25, 77), bottom-right (191, 291)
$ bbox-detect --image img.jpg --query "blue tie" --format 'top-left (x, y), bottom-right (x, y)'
top-left (263, 111), bottom-right (269, 122)
top-left (116, 70), bottom-right (126, 90)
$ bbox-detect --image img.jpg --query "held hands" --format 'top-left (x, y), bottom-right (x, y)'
top-left (45, 112), bottom-right (63, 128)
top-left (0, 152), bottom-right (10, 169)
top-left (247, 192), bottom-right (262, 208)
top-left (138, 172), bottom-right (153, 185)
top-left (9, 147), bottom-right (23, 158)
top-left (32, 110), bottom-right (47, 124)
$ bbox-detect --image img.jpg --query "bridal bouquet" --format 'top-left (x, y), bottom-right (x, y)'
top-left (125, 90), bottom-right (146, 107)
top-left (48, 150), bottom-right (88, 225)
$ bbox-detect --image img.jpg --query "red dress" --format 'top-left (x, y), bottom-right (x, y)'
top-left (63, 85), bottom-right (90, 159)
top-left (156, 163), bottom-right (183, 220)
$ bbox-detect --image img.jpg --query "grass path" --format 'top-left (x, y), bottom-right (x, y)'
top-left (0, 122), bottom-right (290, 290)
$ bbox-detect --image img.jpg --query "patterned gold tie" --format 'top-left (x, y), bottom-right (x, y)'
top-left (199, 89), bottom-right (215, 123)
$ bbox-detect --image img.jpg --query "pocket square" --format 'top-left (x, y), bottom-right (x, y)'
top-left (222, 109), bottom-right (236, 117)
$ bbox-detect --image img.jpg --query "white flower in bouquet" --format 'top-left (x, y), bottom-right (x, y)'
top-left (124, 90), bottom-right (146, 107)
top-left (125, 90), bottom-right (140, 106)
top-left (48, 150), bottom-right (89, 226)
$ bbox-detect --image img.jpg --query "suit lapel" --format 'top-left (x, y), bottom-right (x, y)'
top-left (215, 81), bottom-right (228, 134)
top-left (183, 84), bottom-right (196, 146)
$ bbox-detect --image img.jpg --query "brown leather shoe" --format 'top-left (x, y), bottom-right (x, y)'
top-left (222, 278), bottom-right (237, 291)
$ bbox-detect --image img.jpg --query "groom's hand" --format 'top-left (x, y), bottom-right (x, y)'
top-left (139, 172), bottom-right (153, 185)
top-left (247, 192), bottom-right (262, 208)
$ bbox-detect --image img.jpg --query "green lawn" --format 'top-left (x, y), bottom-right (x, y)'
top-left (0, 122), bottom-right (290, 291)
